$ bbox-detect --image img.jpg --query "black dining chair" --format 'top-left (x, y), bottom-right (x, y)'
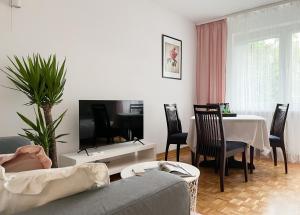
top-left (194, 104), bottom-right (248, 192)
top-left (249, 104), bottom-right (289, 174)
top-left (164, 104), bottom-right (188, 162)
top-left (92, 104), bottom-right (120, 144)
top-left (269, 104), bottom-right (289, 174)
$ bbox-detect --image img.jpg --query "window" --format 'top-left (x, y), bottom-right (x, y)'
top-left (227, 30), bottom-right (300, 112)
top-left (247, 38), bottom-right (280, 107)
top-left (291, 32), bottom-right (300, 104)
top-left (226, 2), bottom-right (300, 162)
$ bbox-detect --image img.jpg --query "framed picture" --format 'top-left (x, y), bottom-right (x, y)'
top-left (162, 35), bottom-right (182, 80)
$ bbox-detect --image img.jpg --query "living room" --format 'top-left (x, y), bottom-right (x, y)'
top-left (1, 0), bottom-right (300, 215)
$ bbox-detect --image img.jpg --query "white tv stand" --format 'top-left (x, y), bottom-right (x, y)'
top-left (60, 140), bottom-right (157, 175)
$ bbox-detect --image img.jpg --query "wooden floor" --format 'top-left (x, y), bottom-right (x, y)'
top-left (157, 148), bottom-right (300, 215)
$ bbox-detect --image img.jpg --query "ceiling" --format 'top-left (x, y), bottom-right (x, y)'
top-left (153, 0), bottom-right (286, 23)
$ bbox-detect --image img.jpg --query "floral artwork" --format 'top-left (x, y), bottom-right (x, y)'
top-left (162, 35), bottom-right (182, 79)
top-left (167, 46), bottom-right (179, 72)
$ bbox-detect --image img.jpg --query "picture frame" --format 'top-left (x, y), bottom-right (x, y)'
top-left (162, 34), bottom-right (182, 80)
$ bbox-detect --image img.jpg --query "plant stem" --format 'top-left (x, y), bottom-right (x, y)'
top-left (43, 104), bottom-right (58, 168)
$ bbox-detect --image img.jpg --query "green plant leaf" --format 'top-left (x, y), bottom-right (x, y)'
top-left (17, 112), bottom-right (38, 130)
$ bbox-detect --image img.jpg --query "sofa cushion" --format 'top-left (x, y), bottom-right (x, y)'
top-left (169, 132), bottom-right (188, 145)
top-left (17, 171), bottom-right (190, 215)
top-left (226, 141), bottom-right (247, 151)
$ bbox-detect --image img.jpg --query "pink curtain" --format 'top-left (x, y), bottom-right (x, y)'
top-left (196, 19), bottom-right (227, 104)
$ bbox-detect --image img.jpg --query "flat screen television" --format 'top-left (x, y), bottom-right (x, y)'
top-left (79, 100), bottom-right (144, 150)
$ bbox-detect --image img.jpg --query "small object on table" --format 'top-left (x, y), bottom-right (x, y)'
top-left (220, 103), bottom-right (237, 117)
top-left (158, 161), bottom-right (195, 177)
top-left (132, 166), bottom-right (145, 176)
top-left (222, 113), bottom-right (237, 117)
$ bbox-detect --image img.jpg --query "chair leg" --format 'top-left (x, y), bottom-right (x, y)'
top-left (242, 150), bottom-right (248, 182)
top-left (165, 143), bottom-right (170, 161)
top-left (281, 146), bottom-right (288, 174)
top-left (191, 151), bottom-right (195, 166)
top-left (176, 144), bottom-right (180, 162)
top-left (195, 153), bottom-right (200, 168)
top-left (225, 158), bottom-right (229, 176)
top-left (219, 154), bottom-right (225, 192)
top-left (250, 146), bottom-right (254, 174)
top-left (272, 147), bottom-right (277, 166)
top-left (215, 155), bottom-right (219, 174)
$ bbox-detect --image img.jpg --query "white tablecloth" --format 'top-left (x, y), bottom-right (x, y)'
top-left (187, 115), bottom-right (270, 153)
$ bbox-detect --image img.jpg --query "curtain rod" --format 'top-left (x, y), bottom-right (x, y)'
top-left (196, 0), bottom-right (298, 25)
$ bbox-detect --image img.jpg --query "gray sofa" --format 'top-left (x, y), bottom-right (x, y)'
top-left (0, 137), bottom-right (190, 215)
top-left (0, 136), bottom-right (31, 154)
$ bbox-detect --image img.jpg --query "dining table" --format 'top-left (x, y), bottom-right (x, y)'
top-left (187, 115), bottom-right (270, 169)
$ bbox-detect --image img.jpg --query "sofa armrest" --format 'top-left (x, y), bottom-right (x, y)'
top-left (0, 136), bottom-right (31, 154)
top-left (17, 171), bottom-right (190, 215)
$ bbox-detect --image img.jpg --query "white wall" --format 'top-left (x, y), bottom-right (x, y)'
top-left (0, 0), bottom-right (196, 158)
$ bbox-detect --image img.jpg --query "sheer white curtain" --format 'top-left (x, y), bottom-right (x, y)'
top-left (226, 1), bottom-right (300, 162)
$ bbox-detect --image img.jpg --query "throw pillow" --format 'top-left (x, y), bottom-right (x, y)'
top-left (0, 163), bottom-right (109, 215)
top-left (0, 145), bottom-right (52, 172)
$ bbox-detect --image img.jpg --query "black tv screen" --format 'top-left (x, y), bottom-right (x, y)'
top-left (79, 100), bottom-right (144, 149)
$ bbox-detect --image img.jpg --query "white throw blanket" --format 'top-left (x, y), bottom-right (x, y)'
top-left (0, 163), bottom-right (110, 215)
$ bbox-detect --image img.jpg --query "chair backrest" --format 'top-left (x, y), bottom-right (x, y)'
top-left (194, 104), bottom-right (225, 157)
top-left (164, 104), bottom-right (182, 135)
top-left (270, 104), bottom-right (289, 138)
top-left (130, 104), bottom-right (144, 114)
top-left (92, 104), bottom-right (111, 132)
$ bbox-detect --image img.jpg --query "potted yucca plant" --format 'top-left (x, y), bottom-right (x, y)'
top-left (2, 54), bottom-right (68, 168)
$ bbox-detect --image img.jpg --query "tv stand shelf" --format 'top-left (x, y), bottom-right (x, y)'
top-left (60, 141), bottom-right (157, 175)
